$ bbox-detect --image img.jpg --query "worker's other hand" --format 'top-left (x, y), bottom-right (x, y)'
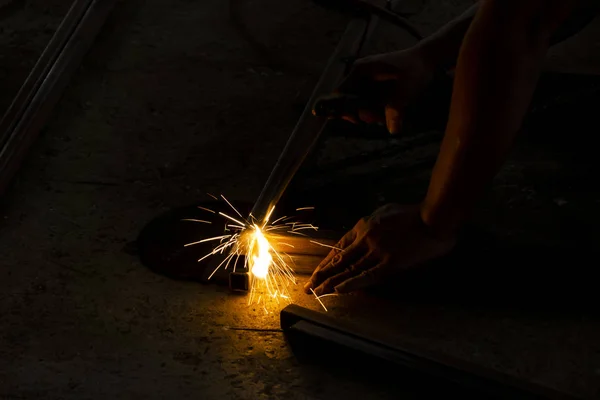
top-left (336, 48), bottom-right (435, 134)
top-left (304, 204), bottom-right (456, 295)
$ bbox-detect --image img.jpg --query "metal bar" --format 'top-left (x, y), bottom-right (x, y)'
top-left (0, 0), bottom-right (92, 148)
top-left (312, 0), bottom-right (422, 40)
top-left (249, 17), bottom-right (372, 223)
top-left (293, 0), bottom-right (417, 185)
top-left (281, 304), bottom-right (579, 400)
top-left (0, 0), bottom-right (116, 195)
top-left (250, 0), bottom-right (419, 224)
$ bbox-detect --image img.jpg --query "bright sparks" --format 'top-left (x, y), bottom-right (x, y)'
top-left (183, 195), bottom-right (320, 309)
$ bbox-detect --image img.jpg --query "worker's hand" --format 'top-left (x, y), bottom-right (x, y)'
top-left (335, 48), bottom-right (436, 134)
top-left (304, 204), bottom-right (456, 295)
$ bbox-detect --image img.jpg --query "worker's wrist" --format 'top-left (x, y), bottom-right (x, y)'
top-left (419, 200), bottom-right (460, 240)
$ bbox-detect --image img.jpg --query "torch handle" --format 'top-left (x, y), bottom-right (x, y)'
top-left (312, 93), bottom-right (364, 120)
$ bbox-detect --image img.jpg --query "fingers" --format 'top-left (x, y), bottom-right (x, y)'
top-left (385, 104), bottom-right (404, 135)
top-left (358, 109), bottom-right (384, 125)
top-left (316, 229), bottom-right (357, 270)
top-left (336, 57), bottom-right (397, 94)
top-left (334, 262), bottom-right (395, 294)
top-left (340, 109), bottom-right (383, 125)
top-left (335, 62), bottom-right (388, 127)
top-left (312, 252), bottom-right (378, 296)
top-left (341, 115), bottom-right (359, 124)
top-left (302, 229), bottom-right (355, 294)
top-left (304, 241), bottom-right (365, 294)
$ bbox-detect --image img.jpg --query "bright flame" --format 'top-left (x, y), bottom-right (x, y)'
top-left (248, 225), bottom-right (272, 279)
top-left (184, 195), bottom-right (332, 311)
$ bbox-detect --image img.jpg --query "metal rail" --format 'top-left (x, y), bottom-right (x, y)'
top-left (249, 17), bottom-right (371, 223)
top-left (0, 0), bottom-right (116, 195)
top-left (281, 304), bottom-right (579, 400)
top-left (249, 0), bottom-right (421, 223)
top-left (312, 0), bottom-right (422, 40)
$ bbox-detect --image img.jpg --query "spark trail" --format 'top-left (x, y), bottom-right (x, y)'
top-left (184, 195), bottom-right (321, 308)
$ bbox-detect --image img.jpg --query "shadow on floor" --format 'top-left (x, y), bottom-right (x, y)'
top-left (379, 230), bottom-right (600, 314)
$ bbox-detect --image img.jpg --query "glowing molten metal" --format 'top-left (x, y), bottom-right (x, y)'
top-left (186, 196), bottom-right (329, 309)
top-left (248, 225), bottom-right (272, 279)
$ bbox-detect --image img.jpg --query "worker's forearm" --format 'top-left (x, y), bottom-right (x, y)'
top-left (413, 0), bottom-right (594, 71)
top-left (421, 0), bottom-right (575, 236)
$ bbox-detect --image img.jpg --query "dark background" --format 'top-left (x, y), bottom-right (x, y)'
top-left (1, 0), bottom-right (600, 398)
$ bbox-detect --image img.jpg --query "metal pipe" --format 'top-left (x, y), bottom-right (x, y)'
top-left (312, 0), bottom-right (422, 40)
top-left (250, 0), bottom-right (420, 223)
top-left (0, 0), bottom-right (91, 148)
top-left (0, 0), bottom-right (116, 195)
top-left (250, 17), bottom-right (373, 223)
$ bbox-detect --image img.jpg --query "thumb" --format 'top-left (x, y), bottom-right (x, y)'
top-left (384, 104), bottom-right (404, 135)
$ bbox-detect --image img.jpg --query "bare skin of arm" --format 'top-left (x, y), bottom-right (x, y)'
top-left (333, 4), bottom-right (479, 134)
top-left (337, 0), bottom-right (594, 134)
top-left (403, 0), bottom-right (592, 73)
top-left (305, 0), bottom-right (579, 295)
top-left (421, 0), bottom-right (577, 236)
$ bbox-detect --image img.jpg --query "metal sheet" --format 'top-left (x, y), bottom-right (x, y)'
top-left (281, 304), bottom-right (578, 400)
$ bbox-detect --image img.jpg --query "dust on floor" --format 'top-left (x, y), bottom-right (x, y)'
top-left (1, 0), bottom-right (599, 399)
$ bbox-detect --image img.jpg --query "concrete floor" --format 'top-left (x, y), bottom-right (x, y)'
top-left (1, 0), bottom-right (600, 399)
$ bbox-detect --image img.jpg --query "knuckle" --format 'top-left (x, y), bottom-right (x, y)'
top-left (332, 253), bottom-right (343, 264)
top-left (336, 237), bottom-right (348, 248)
top-left (356, 217), bottom-right (369, 228)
